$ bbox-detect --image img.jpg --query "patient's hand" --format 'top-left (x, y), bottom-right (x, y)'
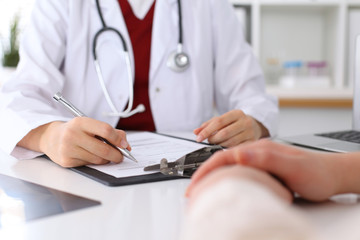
top-left (187, 140), bottom-right (344, 202)
top-left (188, 165), bottom-right (293, 206)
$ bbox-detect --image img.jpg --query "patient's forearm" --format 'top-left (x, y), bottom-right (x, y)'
top-left (336, 152), bottom-right (360, 195)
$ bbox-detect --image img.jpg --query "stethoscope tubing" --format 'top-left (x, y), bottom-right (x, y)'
top-left (176, 0), bottom-right (183, 45)
top-left (92, 27), bottom-right (128, 61)
top-left (92, 0), bottom-right (188, 118)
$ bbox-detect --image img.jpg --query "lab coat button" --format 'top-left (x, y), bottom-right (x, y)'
top-left (155, 88), bottom-right (160, 93)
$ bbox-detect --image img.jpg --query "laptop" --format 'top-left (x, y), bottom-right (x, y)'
top-left (280, 35), bottom-right (360, 153)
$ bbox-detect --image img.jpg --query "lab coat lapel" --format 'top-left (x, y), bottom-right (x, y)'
top-left (150, 0), bottom-right (178, 81)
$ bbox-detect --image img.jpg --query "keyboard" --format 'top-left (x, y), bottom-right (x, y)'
top-left (316, 130), bottom-right (360, 144)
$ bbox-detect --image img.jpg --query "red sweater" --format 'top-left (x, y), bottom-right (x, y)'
top-left (117, 0), bottom-right (156, 131)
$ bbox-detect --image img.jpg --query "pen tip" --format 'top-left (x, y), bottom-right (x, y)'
top-left (128, 153), bottom-right (138, 163)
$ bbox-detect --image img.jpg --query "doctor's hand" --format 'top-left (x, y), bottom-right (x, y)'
top-left (186, 140), bottom-right (345, 202)
top-left (18, 118), bottom-right (131, 168)
top-left (194, 110), bottom-right (269, 147)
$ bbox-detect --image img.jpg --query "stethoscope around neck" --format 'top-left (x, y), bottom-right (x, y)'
top-left (93, 0), bottom-right (190, 118)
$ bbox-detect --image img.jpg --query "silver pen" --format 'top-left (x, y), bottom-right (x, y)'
top-left (53, 92), bottom-right (138, 163)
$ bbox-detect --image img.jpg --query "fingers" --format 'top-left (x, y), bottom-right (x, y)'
top-left (239, 141), bottom-right (342, 201)
top-left (77, 131), bottom-right (124, 164)
top-left (55, 138), bottom-right (111, 168)
top-left (195, 110), bottom-right (243, 143)
top-left (207, 121), bottom-right (251, 147)
top-left (58, 155), bottom-right (110, 168)
top-left (186, 138), bottom-right (339, 203)
top-left (66, 118), bottom-right (127, 162)
top-left (73, 117), bottom-right (131, 150)
top-left (74, 146), bottom-right (112, 165)
top-left (194, 110), bottom-right (263, 147)
top-left (43, 118), bottom-right (131, 168)
top-left (186, 148), bottom-right (250, 197)
top-left (238, 140), bottom-right (303, 178)
top-left (186, 140), bottom-right (302, 197)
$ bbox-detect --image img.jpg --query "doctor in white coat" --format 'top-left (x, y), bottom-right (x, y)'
top-left (0, 0), bottom-right (278, 167)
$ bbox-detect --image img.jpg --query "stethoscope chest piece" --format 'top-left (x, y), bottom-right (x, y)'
top-left (167, 49), bottom-right (190, 72)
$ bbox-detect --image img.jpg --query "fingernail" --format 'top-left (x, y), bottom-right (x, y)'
top-left (120, 140), bottom-right (128, 149)
top-left (196, 135), bottom-right (204, 142)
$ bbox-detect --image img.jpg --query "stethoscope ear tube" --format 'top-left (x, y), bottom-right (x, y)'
top-left (92, 27), bottom-right (128, 61)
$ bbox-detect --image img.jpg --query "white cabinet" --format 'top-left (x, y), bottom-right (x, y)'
top-left (229, 0), bottom-right (360, 103)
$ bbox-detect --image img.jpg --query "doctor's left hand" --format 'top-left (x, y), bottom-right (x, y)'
top-left (194, 110), bottom-right (269, 147)
top-left (18, 118), bottom-right (131, 168)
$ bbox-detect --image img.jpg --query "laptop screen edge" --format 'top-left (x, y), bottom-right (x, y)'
top-left (353, 35), bottom-right (360, 130)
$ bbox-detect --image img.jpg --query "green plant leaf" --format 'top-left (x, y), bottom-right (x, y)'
top-left (2, 15), bottom-right (20, 67)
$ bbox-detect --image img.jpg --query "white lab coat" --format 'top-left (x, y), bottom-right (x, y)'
top-left (0, 0), bottom-right (278, 159)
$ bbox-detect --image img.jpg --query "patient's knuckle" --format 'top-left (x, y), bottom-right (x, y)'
top-left (257, 148), bottom-right (274, 165)
top-left (257, 139), bottom-right (270, 147)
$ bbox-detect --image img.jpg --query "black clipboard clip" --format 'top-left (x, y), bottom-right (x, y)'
top-left (143, 145), bottom-right (223, 178)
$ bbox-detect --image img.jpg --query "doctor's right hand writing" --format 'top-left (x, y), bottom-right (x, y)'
top-left (18, 118), bottom-right (130, 168)
top-left (194, 110), bottom-right (269, 147)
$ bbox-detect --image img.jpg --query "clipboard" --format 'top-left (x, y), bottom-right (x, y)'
top-left (70, 132), bottom-right (217, 187)
top-left (71, 167), bottom-right (182, 187)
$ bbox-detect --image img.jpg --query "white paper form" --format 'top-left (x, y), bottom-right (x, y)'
top-left (87, 132), bottom-right (205, 178)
